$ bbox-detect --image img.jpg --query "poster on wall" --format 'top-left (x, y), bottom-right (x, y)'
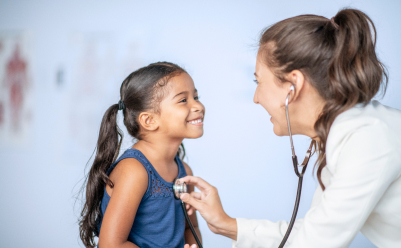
top-left (65, 33), bottom-right (118, 156)
top-left (61, 32), bottom-right (145, 164)
top-left (0, 31), bottom-right (33, 147)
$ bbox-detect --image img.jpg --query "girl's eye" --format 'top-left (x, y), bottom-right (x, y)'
top-left (194, 96), bottom-right (200, 100)
top-left (179, 98), bottom-right (187, 103)
top-left (253, 79), bottom-right (258, 84)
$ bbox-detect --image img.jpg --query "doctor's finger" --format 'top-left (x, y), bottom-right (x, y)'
top-left (180, 192), bottom-right (203, 210)
top-left (190, 191), bottom-right (202, 199)
top-left (186, 202), bottom-right (197, 210)
top-left (179, 176), bottom-right (212, 192)
top-left (186, 203), bottom-right (197, 210)
top-left (187, 205), bottom-right (196, 215)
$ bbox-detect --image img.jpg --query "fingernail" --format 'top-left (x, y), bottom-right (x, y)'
top-left (181, 193), bottom-right (188, 201)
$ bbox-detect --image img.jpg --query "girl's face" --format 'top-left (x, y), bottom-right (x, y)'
top-left (254, 53), bottom-right (290, 136)
top-left (157, 73), bottom-right (205, 139)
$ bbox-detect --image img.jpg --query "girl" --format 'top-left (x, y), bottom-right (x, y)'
top-left (79, 62), bottom-right (203, 248)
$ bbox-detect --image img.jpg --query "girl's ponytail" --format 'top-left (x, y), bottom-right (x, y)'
top-left (259, 8), bottom-right (387, 190)
top-left (79, 103), bottom-right (123, 248)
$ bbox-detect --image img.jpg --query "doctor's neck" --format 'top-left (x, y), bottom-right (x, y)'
top-left (286, 79), bottom-right (325, 142)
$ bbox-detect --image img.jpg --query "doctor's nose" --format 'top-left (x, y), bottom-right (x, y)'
top-left (253, 90), bottom-right (259, 104)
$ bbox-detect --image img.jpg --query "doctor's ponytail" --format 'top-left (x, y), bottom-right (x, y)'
top-left (259, 8), bottom-right (388, 190)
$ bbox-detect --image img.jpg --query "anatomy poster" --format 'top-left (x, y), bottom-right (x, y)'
top-left (42, 32), bottom-right (147, 166)
top-left (65, 33), bottom-right (143, 153)
top-left (0, 32), bottom-right (33, 146)
top-left (65, 33), bottom-right (117, 153)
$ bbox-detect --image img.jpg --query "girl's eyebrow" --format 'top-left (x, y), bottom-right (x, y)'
top-left (172, 91), bottom-right (188, 99)
top-left (172, 89), bottom-right (198, 99)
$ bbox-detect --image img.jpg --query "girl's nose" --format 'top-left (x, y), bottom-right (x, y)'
top-left (191, 100), bottom-right (204, 113)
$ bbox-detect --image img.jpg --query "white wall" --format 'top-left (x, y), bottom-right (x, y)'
top-left (0, 0), bottom-right (400, 247)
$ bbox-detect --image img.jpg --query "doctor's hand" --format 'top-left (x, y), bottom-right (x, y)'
top-left (184, 245), bottom-right (197, 248)
top-left (179, 176), bottom-right (238, 241)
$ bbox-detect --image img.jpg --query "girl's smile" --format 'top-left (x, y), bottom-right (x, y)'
top-left (187, 116), bottom-right (204, 126)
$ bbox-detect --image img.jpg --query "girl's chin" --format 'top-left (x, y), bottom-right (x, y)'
top-left (185, 130), bottom-right (204, 139)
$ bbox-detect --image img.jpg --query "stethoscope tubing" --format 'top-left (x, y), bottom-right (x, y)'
top-left (180, 201), bottom-right (203, 248)
top-left (278, 165), bottom-right (307, 247)
top-left (173, 178), bottom-right (203, 248)
top-left (278, 85), bottom-right (313, 248)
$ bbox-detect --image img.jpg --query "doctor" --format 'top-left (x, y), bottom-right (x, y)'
top-left (180, 8), bottom-right (401, 248)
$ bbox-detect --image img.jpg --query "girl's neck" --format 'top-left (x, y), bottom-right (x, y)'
top-left (132, 136), bottom-right (183, 167)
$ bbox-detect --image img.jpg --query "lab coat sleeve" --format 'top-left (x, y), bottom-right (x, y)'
top-left (232, 120), bottom-right (401, 248)
top-left (232, 218), bottom-right (304, 248)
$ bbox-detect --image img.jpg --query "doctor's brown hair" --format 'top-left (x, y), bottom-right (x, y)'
top-left (258, 8), bottom-right (388, 190)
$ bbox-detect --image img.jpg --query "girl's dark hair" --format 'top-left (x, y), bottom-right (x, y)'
top-left (258, 8), bottom-right (388, 190)
top-left (79, 62), bottom-right (187, 248)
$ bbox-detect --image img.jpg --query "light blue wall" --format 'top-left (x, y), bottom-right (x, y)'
top-left (0, 1), bottom-right (400, 247)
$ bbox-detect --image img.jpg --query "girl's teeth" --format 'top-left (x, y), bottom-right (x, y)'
top-left (189, 119), bottom-right (202, 124)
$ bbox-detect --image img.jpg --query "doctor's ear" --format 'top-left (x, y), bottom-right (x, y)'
top-left (138, 112), bottom-right (159, 131)
top-left (284, 70), bottom-right (306, 102)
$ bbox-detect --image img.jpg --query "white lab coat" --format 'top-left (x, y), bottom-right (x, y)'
top-left (232, 101), bottom-right (401, 248)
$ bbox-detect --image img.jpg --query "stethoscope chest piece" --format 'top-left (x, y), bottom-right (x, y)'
top-left (173, 178), bottom-right (187, 200)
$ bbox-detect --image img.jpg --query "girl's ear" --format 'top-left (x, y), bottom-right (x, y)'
top-left (138, 112), bottom-right (159, 131)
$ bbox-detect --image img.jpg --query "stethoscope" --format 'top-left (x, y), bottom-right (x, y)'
top-left (172, 85), bottom-right (313, 248)
top-left (172, 178), bottom-right (203, 248)
top-left (279, 85), bottom-right (314, 247)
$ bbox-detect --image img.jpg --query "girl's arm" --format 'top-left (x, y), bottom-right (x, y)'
top-left (98, 158), bottom-right (148, 248)
top-left (182, 162), bottom-right (202, 246)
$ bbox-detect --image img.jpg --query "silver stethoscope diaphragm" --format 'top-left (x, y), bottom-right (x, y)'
top-left (173, 178), bottom-right (188, 200)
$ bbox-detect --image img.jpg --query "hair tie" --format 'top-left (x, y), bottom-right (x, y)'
top-left (118, 100), bottom-right (126, 111)
top-left (330, 17), bottom-right (339, 30)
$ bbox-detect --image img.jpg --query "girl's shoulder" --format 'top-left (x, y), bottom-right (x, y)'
top-left (181, 161), bottom-right (194, 176)
top-left (109, 149), bottom-right (149, 179)
top-left (110, 157), bottom-right (148, 183)
top-left (106, 151), bottom-right (149, 198)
